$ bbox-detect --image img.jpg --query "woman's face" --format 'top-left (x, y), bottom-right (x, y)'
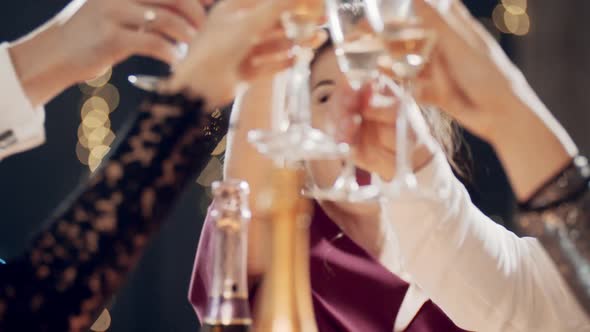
top-left (310, 47), bottom-right (348, 127)
top-left (308, 46), bottom-right (351, 188)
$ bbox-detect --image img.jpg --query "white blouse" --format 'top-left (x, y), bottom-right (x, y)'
top-left (0, 42), bottom-right (45, 160)
top-left (379, 152), bottom-right (590, 332)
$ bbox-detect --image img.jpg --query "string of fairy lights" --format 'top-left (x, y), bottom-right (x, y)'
top-left (77, 68), bottom-right (120, 172)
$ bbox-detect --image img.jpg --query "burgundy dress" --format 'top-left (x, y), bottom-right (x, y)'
top-left (188, 200), bottom-right (467, 332)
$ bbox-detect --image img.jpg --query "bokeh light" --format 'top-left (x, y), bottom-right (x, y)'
top-left (75, 142), bottom-right (90, 166)
top-left (211, 135), bottom-right (227, 156)
top-left (492, 4), bottom-right (510, 33)
top-left (81, 97), bottom-right (110, 118)
top-left (93, 84), bottom-right (120, 112)
top-left (85, 68), bottom-right (113, 88)
top-left (90, 309), bottom-right (111, 332)
top-left (493, 2), bottom-right (530, 36)
top-left (501, 0), bottom-right (527, 15)
top-left (511, 13), bottom-right (530, 36)
top-left (76, 67), bottom-right (118, 172)
top-left (88, 145), bottom-right (111, 172)
top-left (82, 110), bottom-right (110, 131)
top-left (87, 128), bottom-right (115, 149)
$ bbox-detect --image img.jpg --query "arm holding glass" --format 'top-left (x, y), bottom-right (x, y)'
top-left (1, 0), bottom-right (208, 159)
top-left (198, 1), bottom-right (590, 329)
top-left (327, 80), bottom-right (589, 331)
top-left (311, 0), bottom-right (589, 326)
top-left (0, 0), bottom-right (293, 330)
top-left (412, 0), bottom-right (590, 316)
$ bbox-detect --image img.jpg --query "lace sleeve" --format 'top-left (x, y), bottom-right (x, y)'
top-left (516, 156), bottom-right (590, 315)
top-left (0, 92), bottom-right (229, 332)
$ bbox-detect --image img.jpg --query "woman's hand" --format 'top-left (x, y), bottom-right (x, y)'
top-left (413, 0), bottom-right (533, 141)
top-left (166, 0), bottom-right (296, 107)
top-left (9, 0), bottom-right (209, 107)
top-left (332, 84), bottom-right (434, 181)
top-left (413, 0), bottom-right (578, 200)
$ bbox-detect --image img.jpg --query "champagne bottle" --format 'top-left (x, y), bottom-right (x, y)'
top-left (202, 180), bottom-right (253, 332)
top-left (253, 167), bottom-right (318, 332)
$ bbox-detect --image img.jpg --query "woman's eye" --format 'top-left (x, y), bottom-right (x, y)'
top-left (317, 93), bottom-right (331, 104)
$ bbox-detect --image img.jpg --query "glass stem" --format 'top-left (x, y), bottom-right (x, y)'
top-left (287, 47), bottom-right (314, 129)
top-left (396, 78), bottom-right (415, 181)
top-left (334, 158), bottom-right (359, 191)
top-left (368, 75), bottom-right (395, 108)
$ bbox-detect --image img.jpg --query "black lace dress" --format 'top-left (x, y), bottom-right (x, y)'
top-left (0, 93), bottom-right (228, 332)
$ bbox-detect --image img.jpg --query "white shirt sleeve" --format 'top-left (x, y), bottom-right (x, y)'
top-left (0, 42), bottom-right (45, 160)
top-left (379, 152), bottom-right (590, 332)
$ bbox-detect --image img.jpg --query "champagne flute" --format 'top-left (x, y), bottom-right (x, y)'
top-left (249, 0), bottom-right (350, 163)
top-left (303, 0), bottom-right (392, 202)
top-left (128, 2), bottom-right (212, 91)
top-left (364, 0), bottom-right (437, 197)
top-left (128, 43), bottom-right (189, 91)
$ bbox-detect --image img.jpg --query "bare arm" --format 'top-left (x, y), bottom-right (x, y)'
top-left (413, 0), bottom-right (577, 201)
top-left (224, 77), bottom-right (277, 279)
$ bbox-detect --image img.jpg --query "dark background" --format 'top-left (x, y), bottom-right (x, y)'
top-left (0, 1), bottom-right (586, 331)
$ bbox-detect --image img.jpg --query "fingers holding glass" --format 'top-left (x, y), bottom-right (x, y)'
top-left (127, 0), bottom-right (209, 90)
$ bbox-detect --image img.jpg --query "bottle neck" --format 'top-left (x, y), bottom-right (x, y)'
top-left (205, 204), bottom-right (252, 326)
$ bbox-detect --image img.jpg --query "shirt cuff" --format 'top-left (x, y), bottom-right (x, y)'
top-left (414, 151), bottom-right (454, 194)
top-left (0, 42), bottom-right (46, 159)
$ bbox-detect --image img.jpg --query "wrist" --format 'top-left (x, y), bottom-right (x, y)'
top-left (489, 93), bottom-right (578, 201)
top-left (8, 23), bottom-right (77, 107)
top-left (166, 67), bottom-right (234, 110)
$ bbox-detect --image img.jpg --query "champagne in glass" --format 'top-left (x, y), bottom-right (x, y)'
top-left (302, 0), bottom-right (392, 202)
top-left (335, 34), bottom-right (384, 89)
top-left (282, 0), bottom-right (326, 42)
top-left (249, 0), bottom-right (349, 163)
top-left (364, 0), bottom-right (438, 196)
top-left (378, 20), bottom-right (436, 79)
top-left (201, 181), bottom-right (252, 332)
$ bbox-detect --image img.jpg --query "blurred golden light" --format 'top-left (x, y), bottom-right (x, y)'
top-left (78, 125), bottom-right (90, 148)
top-left (88, 145), bottom-right (111, 172)
top-left (82, 122), bottom-right (111, 138)
top-left (100, 130), bottom-right (116, 146)
top-left (211, 135), bottom-right (227, 156)
top-left (88, 158), bottom-right (101, 172)
top-left (90, 145), bottom-right (110, 160)
top-left (87, 128), bottom-right (116, 149)
top-left (76, 142), bottom-right (90, 166)
top-left (90, 309), bottom-right (111, 332)
top-left (501, 0), bottom-right (527, 15)
top-left (82, 110), bottom-right (110, 130)
top-left (504, 11), bottom-right (530, 36)
top-left (79, 83), bottom-right (98, 95)
top-left (86, 68), bottom-right (113, 88)
top-left (92, 84), bottom-right (120, 112)
top-left (81, 97), bottom-right (110, 118)
top-left (515, 13), bottom-right (530, 35)
top-left (492, 4), bottom-right (510, 33)
top-left (503, 10), bottom-right (520, 33)
top-left (77, 70), bottom-right (119, 171)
